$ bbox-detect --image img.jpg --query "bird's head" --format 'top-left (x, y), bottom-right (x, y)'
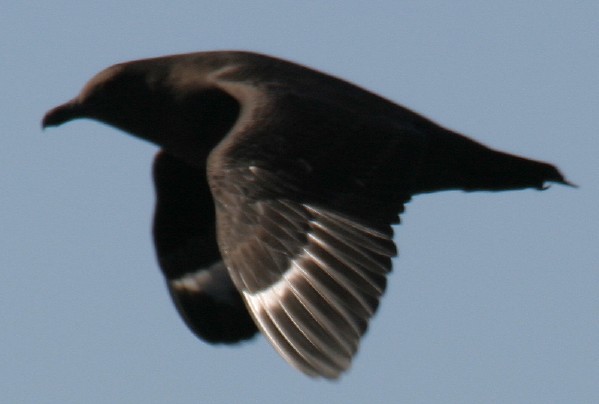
top-left (43, 62), bottom-right (165, 133)
top-left (42, 57), bottom-right (241, 165)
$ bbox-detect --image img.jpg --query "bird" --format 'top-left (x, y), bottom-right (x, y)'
top-left (42, 51), bottom-right (570, 379)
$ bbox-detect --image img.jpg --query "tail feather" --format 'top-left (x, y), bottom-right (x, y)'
top-left (412, 129), bottom-right (572, 194)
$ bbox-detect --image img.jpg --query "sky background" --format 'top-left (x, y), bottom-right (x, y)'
top-left (2, 2), bottom-right (597, 403)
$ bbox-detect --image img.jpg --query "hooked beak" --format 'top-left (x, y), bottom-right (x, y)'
top-left (42, 99), bottom-right (85, 129)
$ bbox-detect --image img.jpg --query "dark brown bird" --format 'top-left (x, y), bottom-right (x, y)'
top-left (42, 51), bottom-right (570, 379)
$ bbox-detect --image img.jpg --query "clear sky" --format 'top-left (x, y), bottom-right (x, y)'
top-left (2, 2), bottom-right (597, 403)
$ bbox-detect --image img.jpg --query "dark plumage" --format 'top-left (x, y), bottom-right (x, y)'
top-left (42, 51), bottom-right (570, 379)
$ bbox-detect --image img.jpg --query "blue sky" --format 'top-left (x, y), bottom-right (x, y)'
top-left (2, 2), bottom-right (597, 403)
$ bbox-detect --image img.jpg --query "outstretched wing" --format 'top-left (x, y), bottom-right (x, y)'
top-left (209, 162), bottom-right (405, 378)
top-left (152, 151), bottom-right (258, 344)
top-left (203, 76), bottom-right (413, 377)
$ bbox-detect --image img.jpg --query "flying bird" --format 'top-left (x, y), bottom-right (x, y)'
top-left (42, 51), bottom-right (570, 379)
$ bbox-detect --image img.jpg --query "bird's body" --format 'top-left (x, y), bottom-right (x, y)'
top-left (43, 51), bottom-right (569, 379)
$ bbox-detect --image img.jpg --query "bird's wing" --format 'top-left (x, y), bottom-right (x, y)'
top-left (209, 162), bottom-right (404, 379)
top-left (152, 151), bottom-right (258, 344)
top-left (204, 82), bottom-right (411, 377)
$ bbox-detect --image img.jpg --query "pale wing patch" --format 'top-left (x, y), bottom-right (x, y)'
top-left (241, 202), bottom-right (396, 379)
top-left (166, 261), bottom-right (258, 344)
top-left (170, 263), bottom-right (236, 304)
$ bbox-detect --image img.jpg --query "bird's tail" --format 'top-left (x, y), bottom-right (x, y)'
top-left (411, 129), bottom-right (573, 194)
